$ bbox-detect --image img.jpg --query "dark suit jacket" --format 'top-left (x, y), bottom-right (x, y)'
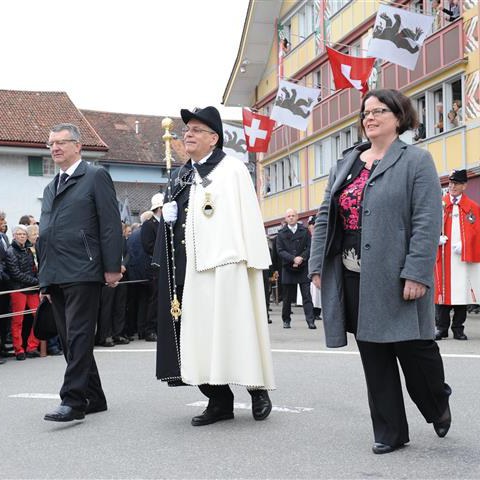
top-left (0, 233), bottom-right (10, 287)
top-left (38, 160), bottom-right (123, 288)
top-left (276, 223), bottom-right (311, 284)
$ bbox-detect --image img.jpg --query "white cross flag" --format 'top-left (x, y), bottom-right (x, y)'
top-left (271, 80), bottom-right (320, 131)
top-left (367, 4), bottom-right (434, 70)
top-left (223, 122), bottom-right (248, 162)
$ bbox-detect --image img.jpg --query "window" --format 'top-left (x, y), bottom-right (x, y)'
top-left (28, 157), bottom-right (43, 176)
top-left (313, 138), bottom-right (332, 177)
top-left (264, 152), bottom-right (301, 194)
top-left (327, 0), bottom-right (351, 19)
top-left (43, 157), bottom-right (56, 176)
top-left (413, 95), bottom-right (426, 142)
top-left (414, 76), bottom-right (464, 140)
top-left (29, 156), bottom-right (57, 177)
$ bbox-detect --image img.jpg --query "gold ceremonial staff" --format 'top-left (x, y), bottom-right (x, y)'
top-left (162, 118), bottom-right (181, 321)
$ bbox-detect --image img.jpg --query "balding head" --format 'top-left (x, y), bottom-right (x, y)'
top-left (285, 209), bottom-right (298, 226)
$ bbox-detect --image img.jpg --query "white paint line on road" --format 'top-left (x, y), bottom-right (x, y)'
top-left (9, 393), bottom-right (59, 399)
top-left (94, 348), bottom-right (480, 359)
top-left (187, 400), bottom-right (313, 414)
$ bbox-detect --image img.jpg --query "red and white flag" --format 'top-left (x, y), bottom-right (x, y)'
top-left (326, 46), bottom-right (376, 95)
top-left (242, 108), bottom-right (275, 153)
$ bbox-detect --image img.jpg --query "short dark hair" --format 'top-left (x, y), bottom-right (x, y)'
top-left (359, 89), bottom-right (418, 137)
top-left (18, 215), bottom-right (31, 226)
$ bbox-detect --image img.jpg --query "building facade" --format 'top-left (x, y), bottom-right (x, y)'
top-left (223, 0), bottom-right (480, 232)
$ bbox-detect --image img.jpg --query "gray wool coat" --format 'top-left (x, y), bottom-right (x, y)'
top-left (309, 139), bottom-right (442, 347)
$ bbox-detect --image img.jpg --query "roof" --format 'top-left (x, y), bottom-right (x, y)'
top-left (81, 110), bottom-right (187, 166)
top-left (0, 89), bottom-right (107, 150)
top-left (223, 0), bottom-right (282, 107)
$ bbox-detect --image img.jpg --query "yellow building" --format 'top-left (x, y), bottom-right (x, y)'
top-left (223, 0), bottom-right (480, 232)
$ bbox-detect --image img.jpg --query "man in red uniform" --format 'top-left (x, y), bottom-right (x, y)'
top-left (434, 169), bottom-right (480, 340)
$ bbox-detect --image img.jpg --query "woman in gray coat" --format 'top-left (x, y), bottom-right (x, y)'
top-left (309, 89), bottom-right (452, 454)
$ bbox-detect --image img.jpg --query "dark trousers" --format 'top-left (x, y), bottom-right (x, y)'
top-left (140, 278), bottom-right (158, 336)
top-left (281, 282), bottom-right (314, 324)
top-left (97, 283), bottom-right (128, 340)
top-left (0, 292), bottom-right (10, 347)
top-left (199, 384), bottom-right (234, 412)
top-left (344, 269), bottom-right (450, 447)
top-left (126, 284), bottom-right (148, 336)
top-left (436, 304), bottom-right (467, 335)
top-left (50, 283), bottom-right (106, 411)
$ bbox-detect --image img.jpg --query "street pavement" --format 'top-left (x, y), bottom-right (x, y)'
top-left (1, 305), bottom-right (480, 479)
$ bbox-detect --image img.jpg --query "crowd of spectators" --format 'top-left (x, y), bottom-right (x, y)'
top-left (0, 204), bottom-right (162, 365)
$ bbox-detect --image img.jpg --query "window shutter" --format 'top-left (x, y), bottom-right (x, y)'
top-left (28, 157), bottom-right (43, 176)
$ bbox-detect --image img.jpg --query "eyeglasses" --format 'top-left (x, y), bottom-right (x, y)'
top-left (181, 126), bottom-right (216, 135)
top-left (46, 139), bottom-right (78, 149)
top-left (360, 108), bottom-right (392, 120)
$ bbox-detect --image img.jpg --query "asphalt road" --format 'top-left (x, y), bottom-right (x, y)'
top-left (1, 305), bottom-right (479, 479)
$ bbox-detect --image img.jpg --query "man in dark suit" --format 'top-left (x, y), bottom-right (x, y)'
top-left (140, 194), bottom-right (163, 342)
top-left (38, 123), bottom-right (123, 422)
top-left (276, 208), bottom-right (316, 329)
top-left (0, 212), bottom-right (11, 363)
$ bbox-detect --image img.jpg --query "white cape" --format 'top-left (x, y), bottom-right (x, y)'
top-left (180, 156), bottom-right (276, 389)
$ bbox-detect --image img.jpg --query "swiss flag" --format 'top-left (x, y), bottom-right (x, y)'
top-left (242, 108), bottom-right (275, 153)
top-left (326, 46), bottom-right (376, 95)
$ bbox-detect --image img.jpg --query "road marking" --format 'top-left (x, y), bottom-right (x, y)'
top-left (187, 401), bottom-right (313, 414)
top-left (9, 393), bottom-right (59, 399)
top-left (94, 348), bottom-right (480, 359)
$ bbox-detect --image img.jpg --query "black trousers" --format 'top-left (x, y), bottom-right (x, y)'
top-left (125, 284), bottom-right (148, 336)
top-left (97, 283), bottom-right (128, 340)
top-left (140, 278), bottom-right (158, 336)
top-left (436, 304), bottom-right (467, 335)
top-left (344, 269), bottom-right (451, 447)
top-left (198, 384), bottom-right (264, 411)
top-left (0, 292), bottom-right (10, 347)
top-left (282, 282), bottom-right (314, 324)
top-left (198, 384), bottom-right (234, 411)
top-left (50, 283), bottom-right (106, 411)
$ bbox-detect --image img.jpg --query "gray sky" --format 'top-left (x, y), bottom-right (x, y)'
top-left (1, 0), bottom-right (249, 120)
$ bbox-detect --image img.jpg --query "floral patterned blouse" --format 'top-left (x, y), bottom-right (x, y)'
top-left (338, 166), bottom-right (371, 230)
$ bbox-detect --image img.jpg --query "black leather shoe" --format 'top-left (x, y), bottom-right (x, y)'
top-left (372, 443), bottom-right (399, 454)
top-left (145, 332), bottom-right (157, 342)
top-left (48, 348), bottom-right (63, 356)
top-left (434, 404), bottom-right (451, 438)
top-left (85, 400), bottom-right (108, 415)
top-left (99, 338), bottom-right (115, 347)
top-left (0, 357), bottom-right (5, 365)
top-left (250, 390), bottom-right (272, 421)
top-left (283, 322), bottom-right (291, 329)
top-left (26, 350), bottom-right (40, 358)
top-left (307, 322), bottom-right (317, 329)
top-left (16, 353), bottom-right (26, 361)
top-left (113, 336), bottom-right (130, 345)
top-left (435, 330), bottom-right (448, 340)
top-left (191, 407), bottom-right (234, 426)
top-left (44, 405), bottom-right (85, 422)
top-left (453, 333), bottom-right (468, 340)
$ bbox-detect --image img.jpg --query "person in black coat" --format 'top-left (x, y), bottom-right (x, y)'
top-left (0, 212), bottom-right (11, 361)
top-left (140, 193), bottom-right (163, 342)
top-left (38, 123), bottom-right (123, 422)
top-left (5, 224), bottom-right (40, 360)
top-left (125, 219), bottom-right (150, 339)
top-left (276, 208), bottom-right (316, 329)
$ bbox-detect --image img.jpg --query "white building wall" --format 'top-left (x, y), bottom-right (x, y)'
top-left (0, 153), bottom-right (51, 240)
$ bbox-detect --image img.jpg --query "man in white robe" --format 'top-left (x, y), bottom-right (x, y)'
top-left (158, 106), bottom-right (275, 426)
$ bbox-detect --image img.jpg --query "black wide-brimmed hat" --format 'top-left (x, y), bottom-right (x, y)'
top-left (33, 298), bottom-right (57, 340)
top-left (180, 106), bottom-right (223, 148)
top-left (449, 169), bottom-right (468, 183)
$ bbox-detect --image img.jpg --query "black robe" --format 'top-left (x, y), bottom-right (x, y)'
top-left (154, 148), bottom-right (225, 384)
